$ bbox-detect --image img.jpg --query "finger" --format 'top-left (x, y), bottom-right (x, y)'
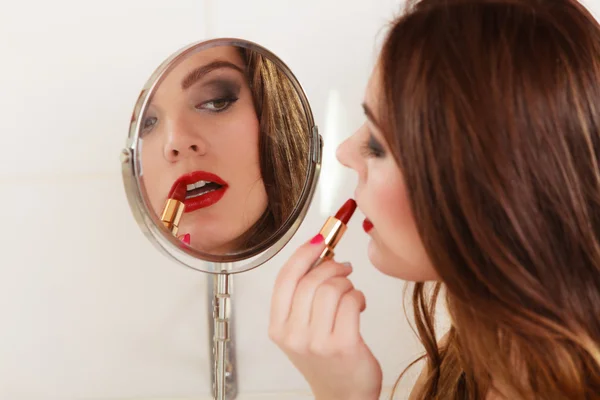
top-left (179, 233), bottom-right (190, 245)
top-left (288, 263), bottom-right (353, 327)
top-left (269, 234), bottom-right (326, 329)
top-left (310, 277), bottom-right (355, 339)
top-left (332, 290), bottom-right (366, 343)
top-left (177, 233), bottom-right (190, 248)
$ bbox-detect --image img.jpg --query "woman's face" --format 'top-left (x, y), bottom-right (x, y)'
top-left (336, 64), bottom-right (438, 281)
top-left (140, 46), bottom-right (268, 254)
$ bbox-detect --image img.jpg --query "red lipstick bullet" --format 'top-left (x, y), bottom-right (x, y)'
top-left (168, 180), bottom-right (187, 202)
top-left (311, 199), bottom-right (357, 268)
top-left (335, 199), bottom-right (357, 224)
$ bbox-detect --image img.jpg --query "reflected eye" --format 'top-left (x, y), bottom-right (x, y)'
top-left (142, 116), bottom-right (157, 132)
top-left (196, 97), bottom-right (239, 113)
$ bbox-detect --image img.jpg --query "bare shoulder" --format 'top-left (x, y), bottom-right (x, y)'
top-left (408, 331), bottom-right (451, 400)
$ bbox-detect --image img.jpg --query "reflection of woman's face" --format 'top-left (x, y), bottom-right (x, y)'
top-left (141, 46), bottom-right (268, 254)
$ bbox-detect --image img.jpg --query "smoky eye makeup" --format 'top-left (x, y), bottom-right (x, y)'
top-left (361, 132), bottom-right (386, 158)
top-left (201, 78), bottom-right (241, 99)
top-left (140, 105), bottom-right (159, 137)
top-left (190, 77), bottom-right (242, 113)
top-left (360, 103), bottom-right (387, 157)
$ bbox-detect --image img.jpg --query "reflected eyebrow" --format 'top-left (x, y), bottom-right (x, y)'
top-left (181, 61), bottom-right (245, 90)
top-left (362, 103), bottom-right (382, 129)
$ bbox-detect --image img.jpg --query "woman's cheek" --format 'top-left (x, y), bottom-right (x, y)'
top-left (367, 163), bottom-right (430, 278)
top-left (142, 139), bottom-right (170, 216)
top-left (369, 164), bottom-right (409, 237)
top-left (366, 237), bottom-right (390, 273)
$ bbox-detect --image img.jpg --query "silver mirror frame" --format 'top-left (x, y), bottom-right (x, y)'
top-left (121, 38), bottom-right (322, 274)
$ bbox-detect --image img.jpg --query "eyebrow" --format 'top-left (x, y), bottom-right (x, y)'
top-left (181, 61), bottom-right (245, 90)
top-left (362, 103), bottom-right (382, 129)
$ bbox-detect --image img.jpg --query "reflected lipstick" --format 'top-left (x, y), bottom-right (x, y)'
top-left (161, 181), bottom-right (186, 235)
top-left (311, 199), bottom-right (357, 268)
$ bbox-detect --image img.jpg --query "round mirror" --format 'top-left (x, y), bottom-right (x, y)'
top-left (121, 38), bottom-right (321, 274)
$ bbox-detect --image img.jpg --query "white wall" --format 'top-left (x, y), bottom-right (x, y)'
top-left (0, 1), bottom-right (425, 398)
top-left (4, 0), bottom-right (599, 399)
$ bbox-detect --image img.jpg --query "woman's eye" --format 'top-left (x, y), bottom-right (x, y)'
top-left (361, 134), bottom-right (385, 158)
top-left (142, 116), bottom-right (157, 131)
top-left (196, 97), bottom-right (238, 113)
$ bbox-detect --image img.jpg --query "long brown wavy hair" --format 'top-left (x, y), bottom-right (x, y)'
top-left (379, 0), bottom-right (600, 398)
top-left (234, 47), bottom-right (310, 251)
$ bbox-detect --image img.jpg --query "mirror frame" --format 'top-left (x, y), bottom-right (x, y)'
top-left (121, 38), bottom-right (322, 274)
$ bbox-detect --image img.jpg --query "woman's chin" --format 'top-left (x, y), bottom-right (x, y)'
top-left (180, 228), bottom-right (220, 254)
top-left (185, 230), bottom-right (241, 255)
top-left (367, 236), bottom-right (413, 280)
top-left (190, 241), bottom-right (228, 255)
top-left (367, 238), bottom-right (388, 274)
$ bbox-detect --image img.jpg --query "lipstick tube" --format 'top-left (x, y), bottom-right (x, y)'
top-left (311, 199), bottom-right (357, 269)
top-left (316, 217), bottom-right (347, 261)
top-left (161, 181), bottom-right (186, 235)
top-left (161, 198), bottom-right (184, 235)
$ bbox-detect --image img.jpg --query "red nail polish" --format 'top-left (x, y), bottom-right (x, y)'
top-left (310, 234), bottom-right (324, 244)
top-left (182, 233), bottom-right (190, 245)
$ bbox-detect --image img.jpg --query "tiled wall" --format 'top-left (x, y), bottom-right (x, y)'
top-left (4, 0), bottom-right (599, 399)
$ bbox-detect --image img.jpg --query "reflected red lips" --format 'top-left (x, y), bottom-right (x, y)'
top-left (170, 171), bottom-right (228, 213)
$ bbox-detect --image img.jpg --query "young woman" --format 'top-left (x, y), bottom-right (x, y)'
top-left (141, 45), bottom-right (309, 254)
top-left (269, 0), bottom-right (600, 398)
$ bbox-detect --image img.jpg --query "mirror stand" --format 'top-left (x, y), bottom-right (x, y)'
top-left (122, 38), bottom-right (320, 400)
top-left (208, 269), bottom-right (238, 400)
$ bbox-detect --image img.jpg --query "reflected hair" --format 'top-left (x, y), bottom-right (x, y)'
top-left (378, 0), bottom-right (600, 398)
top-left (234, 48), bottom-right (310, 250)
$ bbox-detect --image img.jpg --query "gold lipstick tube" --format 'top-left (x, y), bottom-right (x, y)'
top-left (160, 198), bottom-right (184, 235)
top-left (311, 216), bottom-right (348, 269)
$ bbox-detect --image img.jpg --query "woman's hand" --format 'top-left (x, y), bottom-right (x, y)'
top-left (177, 233), bottom-right (190, 245)
top-left (269, 234), bottom-right (383, 400)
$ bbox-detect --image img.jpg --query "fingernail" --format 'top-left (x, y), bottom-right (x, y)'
top-left (341, 262), bottom-right (352, 268)
top-left (182, 233), bottom-right (190, 245)
top-left (310, 234), bottom-right (324, 244)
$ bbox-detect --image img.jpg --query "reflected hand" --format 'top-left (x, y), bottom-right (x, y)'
top-left (177, 233), bottom-right (191, 245)
top-left (269, 234), bottom-right (382, 400)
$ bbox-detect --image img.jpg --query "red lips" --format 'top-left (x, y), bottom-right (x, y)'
top-left (363, 218), bottom-right (374, 233)
top-left (170, 171), bottom-right (229, 213)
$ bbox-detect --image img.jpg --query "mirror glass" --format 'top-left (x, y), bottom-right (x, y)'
top-left (122, 39), bottom-right (321, 273)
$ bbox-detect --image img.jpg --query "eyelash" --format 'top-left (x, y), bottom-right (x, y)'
top-left (360, 135), bottom-right (385, 158)
top-left (141, 116), bottom-right (157, 136)
top-left (140, 96), bottom-right (239, 135)
top-left (195, 96), bottom-right (239, 113)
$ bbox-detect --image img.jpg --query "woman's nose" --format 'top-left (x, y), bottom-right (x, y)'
top-left (336, 135), bottom-right (356, 170)
top-left (163, 119), bottom-right (208, 162)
